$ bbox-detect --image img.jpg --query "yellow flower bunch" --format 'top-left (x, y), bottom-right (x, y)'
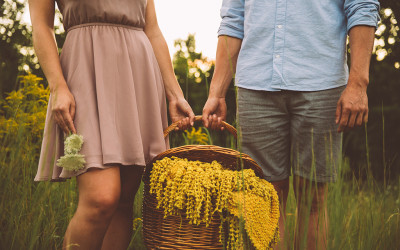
top-left (0, 74), bottom-right (49, 156)
top-left (184, 127), bottom-right (209, 145)
top-left (149, 156), bottom-right (280, 249)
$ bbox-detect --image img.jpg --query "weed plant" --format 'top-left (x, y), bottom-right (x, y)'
top-left (0, 74), bottom-right (399, 249)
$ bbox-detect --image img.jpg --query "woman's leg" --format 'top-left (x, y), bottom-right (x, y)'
top-left (101, 166), bottom-right (144, 250)
top-left (63, 167), bottom-right (121, 250)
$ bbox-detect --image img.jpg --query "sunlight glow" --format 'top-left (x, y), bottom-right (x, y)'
top-left (384, 8), bottom-right (392, 17)
top-left (376, 49), bottom-right (388, 61)
top-left (21, 0), bottom-right (223, 59)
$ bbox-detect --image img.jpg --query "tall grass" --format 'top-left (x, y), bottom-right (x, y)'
top-left (0, 75), bottom-right (399, 249)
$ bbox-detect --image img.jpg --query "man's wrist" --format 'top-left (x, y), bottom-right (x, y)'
top-left (208, 82), bottom-right (228, 99)
top-left (347, 72), bottom-right (369, 90)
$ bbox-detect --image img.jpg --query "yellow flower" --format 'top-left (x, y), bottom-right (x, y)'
top-left (149, 156), bottom-right (280, 249)
top-left (184, 127), bottom-right (209, 145)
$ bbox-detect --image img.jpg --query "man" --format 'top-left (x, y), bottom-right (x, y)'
top-left (202, 0), bottom-right (380, 249)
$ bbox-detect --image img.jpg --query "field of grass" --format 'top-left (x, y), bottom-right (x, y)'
top-left (0, 75), bottom-right (399, 249)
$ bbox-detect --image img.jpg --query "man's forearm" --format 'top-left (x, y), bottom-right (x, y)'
top-left (348, 26), bottom-right (376, 89)
top-left (335, 25), bottom-right (375, 132)
top-left (209, 36), bottom-right (242, 98)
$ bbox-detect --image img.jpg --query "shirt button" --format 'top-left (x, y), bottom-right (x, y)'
top-left (277, 25), bottom-right (283, 29)
top-left (275, 54), bottom-right (280, 58)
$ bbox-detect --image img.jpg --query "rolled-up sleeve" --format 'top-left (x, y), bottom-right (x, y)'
top-left (218, 0), bottom-right (245, 39)
top-left (344, 0), bottom-right (380, 33)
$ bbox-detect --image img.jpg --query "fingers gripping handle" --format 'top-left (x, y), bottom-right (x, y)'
top-left (163, 115), bottom-right (237, 139)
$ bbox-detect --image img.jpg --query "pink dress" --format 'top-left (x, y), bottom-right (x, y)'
top-left (35, 0), bottom-right (169, 181)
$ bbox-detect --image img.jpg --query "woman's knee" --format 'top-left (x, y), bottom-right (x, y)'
top-left (79, 191), bottom-right (121, 222)
top-left (76, 167), bottom-right (122, 221)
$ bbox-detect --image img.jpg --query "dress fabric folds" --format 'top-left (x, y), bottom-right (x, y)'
top-left (35, 0), bottom-right (169, 181)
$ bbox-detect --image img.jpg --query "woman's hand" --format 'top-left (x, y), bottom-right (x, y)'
top-left (51, 85), bottom-right (77, 134)
top-left (168, 98), bottom-right (195, 131)
top-left (144, 0), bottom-right (194, 131)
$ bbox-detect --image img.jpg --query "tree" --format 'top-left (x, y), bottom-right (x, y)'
top-left (0, 0), bottom-right (65, 96)
top-left (172, 34), bottom-right (236, 147)
top-left (0, 0), bottom-right (31, 94)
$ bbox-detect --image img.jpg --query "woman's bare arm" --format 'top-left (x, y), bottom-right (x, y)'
top-left (144, 0), bottom-right (194, 129)
top-left (29, 0), bottom-right (76, 133)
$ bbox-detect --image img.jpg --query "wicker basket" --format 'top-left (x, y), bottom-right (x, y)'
top-left (142, 116), bottom-right (264, 249)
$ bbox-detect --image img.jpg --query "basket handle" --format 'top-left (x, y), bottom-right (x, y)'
top-left (163, 115), bottom-right (237, 138)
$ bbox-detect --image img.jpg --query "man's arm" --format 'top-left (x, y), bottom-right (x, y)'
top-left (336, 26), bottom-right (375, 132)
top-left (336, 0), bottom-right (380, 132)
top-left (202, 36), bottom-right (242, 130)
top-left (202, 0), bottom-right (244, 130)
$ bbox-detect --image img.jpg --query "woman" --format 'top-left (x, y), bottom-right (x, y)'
top-left (29, 0), bottom-right (194, 249)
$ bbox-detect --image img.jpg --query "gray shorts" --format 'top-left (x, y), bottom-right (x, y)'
top-left (237, 86), bottom-right (345, 183)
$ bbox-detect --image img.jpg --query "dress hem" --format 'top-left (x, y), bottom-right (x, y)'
top-left (34, 161), bottom-right (147, 182)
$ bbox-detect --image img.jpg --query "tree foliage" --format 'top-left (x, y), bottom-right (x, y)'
top-left (172, 34), bottom-right (236, 147)
top-left (0, 0), bottom-right (65, 96)
top-left (0, 0), bottom-right (32, 94)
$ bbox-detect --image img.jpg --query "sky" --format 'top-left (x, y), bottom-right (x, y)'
top-left (22, 0), bottom-right (223, 59)
top-left (154, 0), bottom-right (223, 59)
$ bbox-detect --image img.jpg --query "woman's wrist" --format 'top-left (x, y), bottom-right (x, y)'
top-left (167, 91), bottom-right (185, 102)
top-left (165, 80), bottom-right (186, 102)
top-left (49, 80), bottom-right (69, 94)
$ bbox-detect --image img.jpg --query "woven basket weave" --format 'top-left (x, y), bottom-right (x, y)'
top-left (142, 116), bottom-right (264, 249)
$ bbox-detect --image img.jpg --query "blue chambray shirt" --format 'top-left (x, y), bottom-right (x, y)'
top-left (218, 0), bottom-right (380, 91)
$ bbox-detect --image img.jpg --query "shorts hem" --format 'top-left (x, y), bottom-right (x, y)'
top-left (263, 172), bottom-right (291, 182)
top-left (293, 171), bottom-right (337, 183)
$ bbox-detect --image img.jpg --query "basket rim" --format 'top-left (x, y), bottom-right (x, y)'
top-left (145, 144), bottom-right (265, 179)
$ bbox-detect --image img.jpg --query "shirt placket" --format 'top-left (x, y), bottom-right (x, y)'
top-left (271, 0), bottom-right (287, 89)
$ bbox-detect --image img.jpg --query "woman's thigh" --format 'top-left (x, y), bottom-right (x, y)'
top-left (76, 167), bottom-right (121, 210)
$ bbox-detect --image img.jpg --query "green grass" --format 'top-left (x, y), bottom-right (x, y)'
top-left (0, 76), bottom-right (398, 249)
top-left (281, 173), bottom-right (400, 250)
top-left (1, 124), bottom-right (399, 250)
top-left (0, 127), bottom-right (146, 249)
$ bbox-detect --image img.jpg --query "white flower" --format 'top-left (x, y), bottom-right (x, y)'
top-left (64, 134), bottom-right (84, 154)
top-left (56, 154), bottom-right (86, 171)
top-left (57, 133), bottom-right (86, 171)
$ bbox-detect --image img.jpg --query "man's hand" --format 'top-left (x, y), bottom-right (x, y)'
top-left (202, 97), bottom-right (227, 130)
top-left (335, 80), bottom-right (368, 132)
top-left (336, 25), bottom-right (375, 133)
